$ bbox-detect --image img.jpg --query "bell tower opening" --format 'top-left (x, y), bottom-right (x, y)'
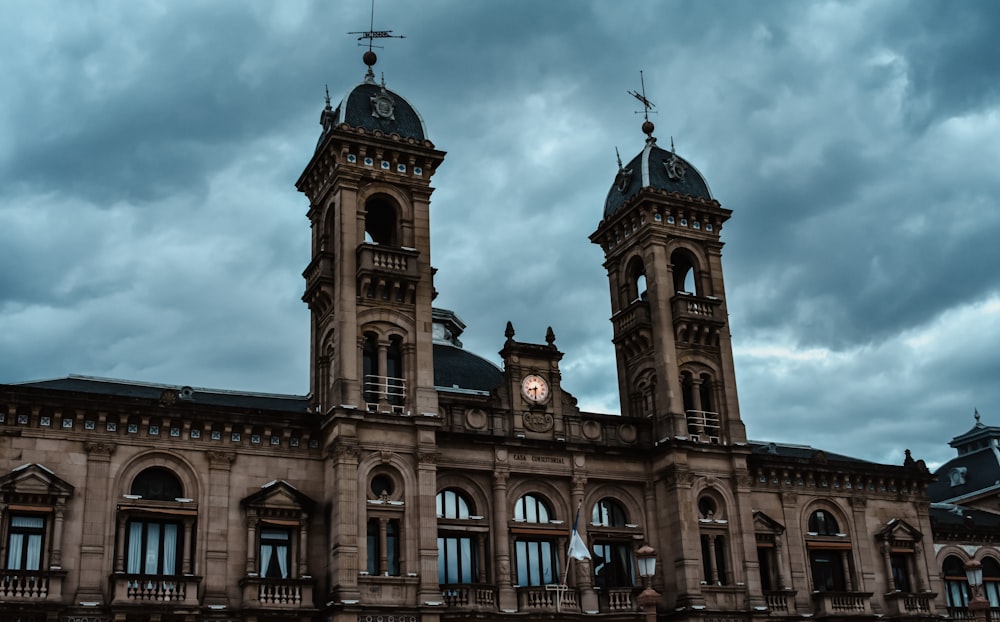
top-left (671, 249), bottom-right (698, 295)
top-left (365, 196), bottom-right (399, 246)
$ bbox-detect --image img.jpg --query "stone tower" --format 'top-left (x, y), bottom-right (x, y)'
top-left (296, 52), bottom-right (445, 418)
top-left (589, 125), bottom-right (746, 447)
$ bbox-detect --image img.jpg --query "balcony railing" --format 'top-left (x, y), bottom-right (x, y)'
top-left (441, 584), bottom-right (497, 610)
top-left (111, 573), bottom-right (201, 606)
top-left (885, 591), bottom-right (936, 616)
top-left (363, 375), bottom-right (406, 412)
top-left (241, 576), bottom-right (314, 609)
top-left (517, 586), bottom-right (579, 612)
top-left (686, 409), bottom-right (721, 441)
top-left (356, 245), bottom-right (420, 303)
top-left (0, 570), bottom-right (64, 601)
top-left (603, 587), bottom-right (635, 611)
top-left (811, 591), bottom-right (873, 616)
top-left (765, 590), bottom-right (796, 613)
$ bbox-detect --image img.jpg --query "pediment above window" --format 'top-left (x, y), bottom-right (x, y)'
top-left (875, 518), bottom-right (922, 543)
top-left (0, 463), bottom-right (74, 503)
top-left (752, 509), bottom-right (784, 535)
top-left (242, 480), bottom-right (316, 516)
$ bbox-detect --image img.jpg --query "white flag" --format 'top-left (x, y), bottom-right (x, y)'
top-left (567, 503), bottom-right (591, 561)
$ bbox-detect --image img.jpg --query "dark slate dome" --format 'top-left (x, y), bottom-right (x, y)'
top-left (603, 139), bottom-right (714, 219)
top-left (319, 66), bottom-right (428, 147)
top-left (433, 343), bottom-right (502, 394)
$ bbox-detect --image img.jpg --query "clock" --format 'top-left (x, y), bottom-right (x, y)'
top-left (521, 374), bottom-right (549, 404)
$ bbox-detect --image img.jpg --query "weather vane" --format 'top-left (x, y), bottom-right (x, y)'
top-left (627, 70), bottom-right (657, 122)
top-left (348, 0), bottom-right (405, 54)
top-left (627, 70), bottom-right (658, 141)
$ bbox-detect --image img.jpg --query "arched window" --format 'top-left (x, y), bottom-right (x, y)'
top-left (366, 470), bottom-right (403, 576)
top-left (364, 197), bottom-right (398, 246)
top-left (131, 467), bottom-right (184, 501)
top-left (808, 510), bottom-right (840, 536)
top-left (698, 493), bottom-right (730, 585)
top-left (513, 494), bottom-right (559, 586)
top-left (682, 372), bottom-right (720, 441)
top-left (363, 333), bottom-right (379, 405)
top-left (514, 495), bottom-right (550, 524)
top-left (943, 555), bottom-right (969, 608)
top-left (984, 557), bottom-right (1000, 607)
top-left (386, 335), bottom-right (404, 406)
top-left (437, 489), bottom-right (485, 586)
top-left (591, 499), bottom-right (635, 590)
top-left (806, 509), bottom-right (853, 592)
top-left (626, 257), bottom-right (647, 304)
top-left (671, 249), bottom-right (698, 295)
top-left (592, 499), bottom-right (628, 527)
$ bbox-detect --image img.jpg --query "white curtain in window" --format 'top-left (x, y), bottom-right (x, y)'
top-left (25, 534), bottom-right (42, 571)
top-left (127, 522), bottom-right (143, 573)
top-left (260, 544), bottom-right (273, 577)
top-left (144, 523), bottom-right (160, 574)
top-left (162, 524), bottom-right (177, 575)
top-left (6, 533), bottom-right (24, 570)
top-left (276, 545), bottom-right (289, 578)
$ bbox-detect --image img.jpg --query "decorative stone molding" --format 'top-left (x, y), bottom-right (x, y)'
top-left (523, 410), bottom-right (553, 433)
top-left (330, 443), bottom-right (361, 461)
top-left (206, 450), bottom-right (236, 469)
top-left (417, 450), bottom-right (439, 465)
top-left (83, 441), bottom-right (116, 458)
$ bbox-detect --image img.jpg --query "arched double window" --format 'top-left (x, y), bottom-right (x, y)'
top-left (366, 470), bottom-right (403, 576)
top-left (698, 493), bottom-right (730, 585)
top-left (681, 371), bottom-right (719, 441)
top-left (512, 494), bottom-right (560, 586)
top-left (590, 499), bottom-right (635, 590)
top-left (362, 332), bottom-right (406, 411)
top-left (805, 509), bottom-right (854, 592)
top-left (436, 489), bottom-right (487, 586)
top-left (120, 467), bottom-right (194, 577)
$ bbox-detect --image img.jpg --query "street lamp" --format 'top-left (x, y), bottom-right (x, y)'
top-left (636, 545), bottom-right (659, 622)
top-left (965, 559), bottom-right (989, 622)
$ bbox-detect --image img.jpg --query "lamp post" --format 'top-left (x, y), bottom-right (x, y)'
top-left (965, 559), bottom-right (990, 622)
top-left (637, 545), bottom-right (660, 622)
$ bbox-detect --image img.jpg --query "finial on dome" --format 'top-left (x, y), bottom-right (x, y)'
top-left (976, 408), bottom-right (982, 425)
top-left (504, 321), bottom-right (516, 343)
top-left (324, 84), bottom-right (332, 110)
top-left (615, 146), bottom-right (623, 170)
top-left (545, 326), bottom-right (556, 346)
top-left (671, 136), bottom-right (676, 154)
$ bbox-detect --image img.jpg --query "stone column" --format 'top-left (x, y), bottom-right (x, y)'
top-left (75, 441), bottom-right (115, 603)
top-left (881, 543), bottom-right (895, 591)
top-left (492, 470), bottom-right (516, 610)
top-left (707, 535), bottom-right (720, 584)
top-left (50, 502), bottom-right (66, 569)
top-left (182, 518), bottom-right (194, 574)
top-left (203, 450), bottom-right (235, 607)
top-left (913, 542), bottom-right (927, 592)
top-left (299, 516), bottom-right (309, 576)
top-left (774, 539), bottom-right (787, 590)
top-left (246, 514), bottom-right (258, 575)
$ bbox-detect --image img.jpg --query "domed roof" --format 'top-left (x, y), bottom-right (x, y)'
top-left (603, 138), bottom-right (713, 219)
top-left (318, 62), bottom-right (428, 147)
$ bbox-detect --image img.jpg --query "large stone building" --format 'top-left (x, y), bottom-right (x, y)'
top-left (0, 49), bottom-right (961, 622)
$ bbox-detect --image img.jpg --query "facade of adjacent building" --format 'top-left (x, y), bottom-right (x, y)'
top-left (927, 415), bottom-right (1000, 619)
top-left (0, 51), bottom-right (967, 622)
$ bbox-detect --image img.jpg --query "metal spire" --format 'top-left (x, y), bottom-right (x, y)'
top-left (627, 70), bottom-right (658, 142)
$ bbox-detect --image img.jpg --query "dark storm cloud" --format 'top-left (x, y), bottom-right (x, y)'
top-left (2, 0), bottom-right (999, 467)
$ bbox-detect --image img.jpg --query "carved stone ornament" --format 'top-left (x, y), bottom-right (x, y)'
top-left (664, 154), bottom-right (686, 181)
top-left (370, 88), bottom-right (395, 120)
top-left (159, 389), bottom-right (178, 406)
top-left (330, 443), bottom-right (361, 461)
top-left (616, 167), bottom-right (632, 192)
top-left (206, 450), bottom-right (236, 468)
top-left (417, 450), bottom-right (439, 465)
top-left (523, 410), bottom-right (554, 433)
top-left (83, 441), bottom-right (116, 457)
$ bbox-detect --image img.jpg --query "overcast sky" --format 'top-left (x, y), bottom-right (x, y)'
top-left (2, 0), bottom-right (999, 469)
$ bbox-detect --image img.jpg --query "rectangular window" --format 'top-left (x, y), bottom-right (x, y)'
top-left (126, 520), bottom-right (181, 575)
top-left (890, 553), bottom-right (911, 592)
top-left (515, 539), bottom-right (558, 586)
top-left (593, 541), bottom-right (635, 589)
top-left (367, 518), bottom-right (401, 576)
top-left (6, 515), bottom-right (45, 571)
top-left (809, 550), bottom-right (846, 592)
top-left (757, 545), bottom-right (774, 591)
top-left (260, 528), bottom-right (290, 579)
top-left (437, 535), bottom-right (476, 584)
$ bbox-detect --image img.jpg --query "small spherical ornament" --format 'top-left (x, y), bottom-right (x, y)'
top-left (642, 120), bottom-right (655, 136)
top-left (363, 50), bottom-right (378, 67)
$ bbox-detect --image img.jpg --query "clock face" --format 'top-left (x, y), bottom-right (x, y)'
top-left (521, 374), bottom-right (549, 404)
